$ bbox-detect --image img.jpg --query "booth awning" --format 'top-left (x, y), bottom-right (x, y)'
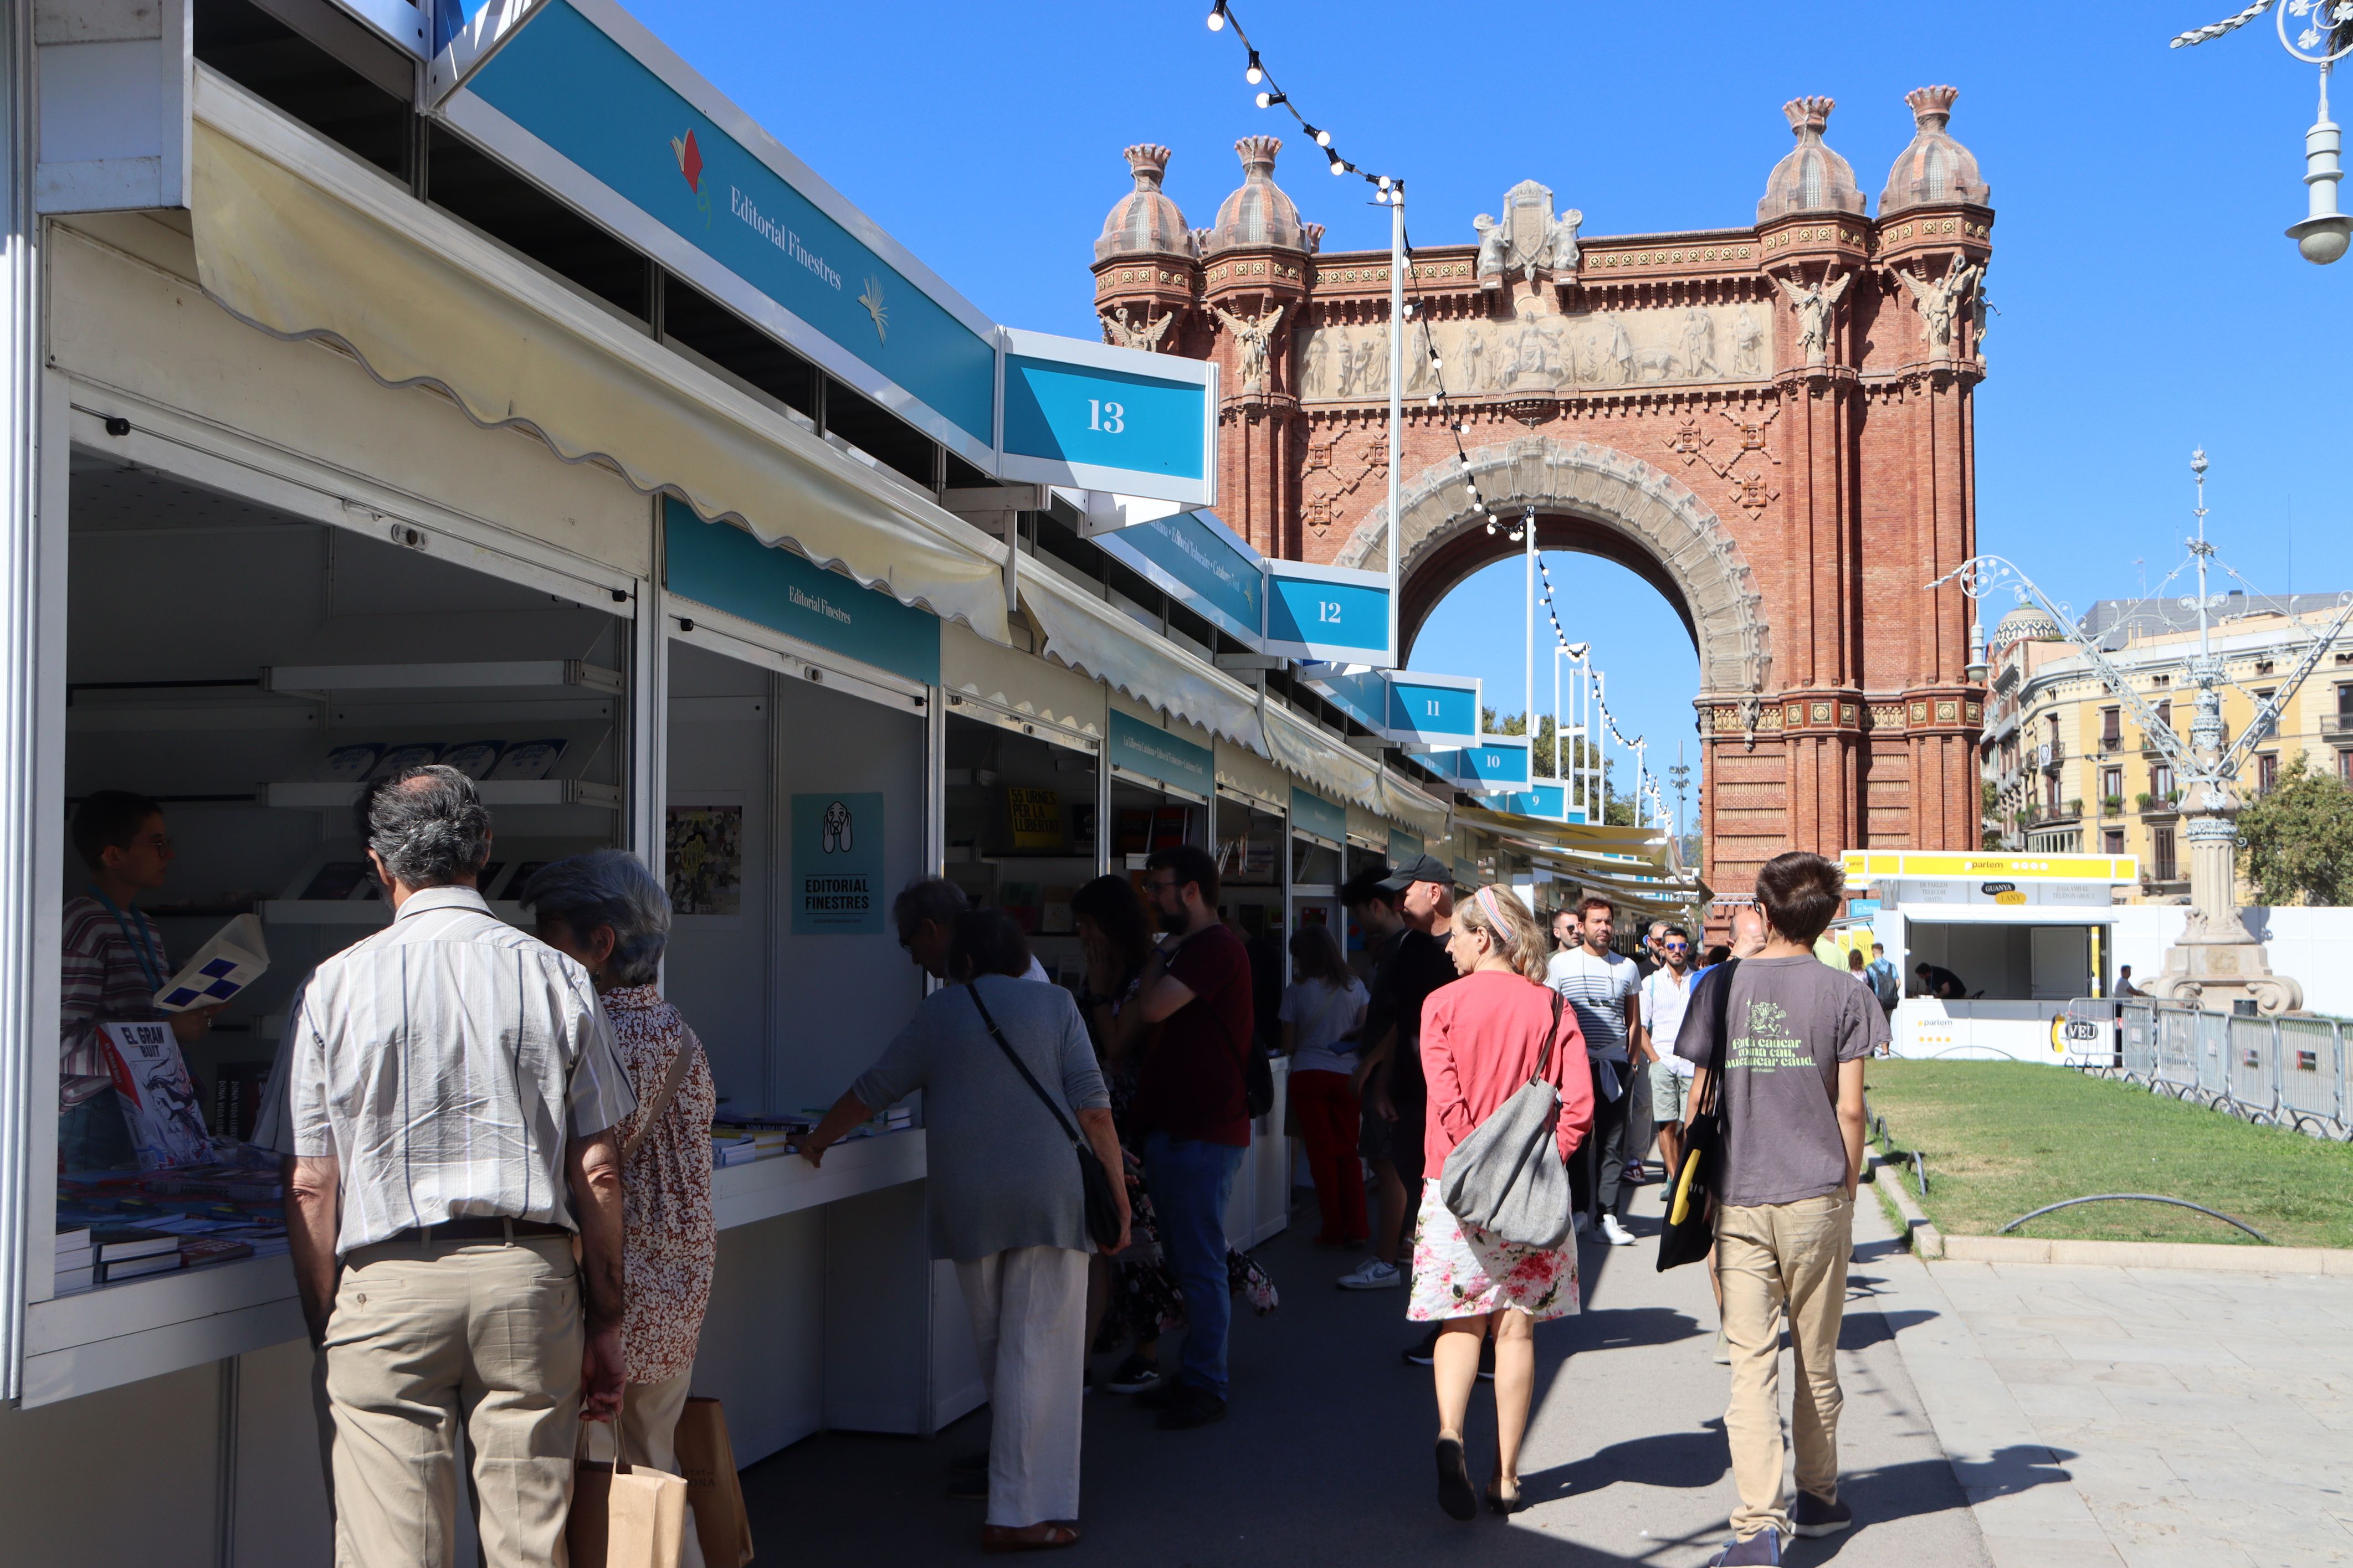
top-left (1018, 560), bottom-right (1263, 749)
top-left (187, 71), bottom-right (1010, 641)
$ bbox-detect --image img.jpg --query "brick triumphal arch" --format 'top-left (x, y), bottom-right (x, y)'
top-left (1090, 91), bottom-right (1994, 894)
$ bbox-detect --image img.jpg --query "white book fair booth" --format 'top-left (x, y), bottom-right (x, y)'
top-left (0, 9), bottom-right (1487, 1564)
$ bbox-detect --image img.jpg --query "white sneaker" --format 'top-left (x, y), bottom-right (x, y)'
top-left (1572, 1212), bottom-right (1591, 1234)
top-left (1601, 1214), bottom-right (1637, 1247)
top-left (1336, 1258), bottom-right (1403, 1291)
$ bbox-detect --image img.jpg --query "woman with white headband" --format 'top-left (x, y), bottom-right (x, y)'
top-left (1412, 883), bottom-right (1595, 1521)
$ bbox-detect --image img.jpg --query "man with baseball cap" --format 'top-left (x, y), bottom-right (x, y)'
top-left (1337, 856), bottom-right (1459, 1294)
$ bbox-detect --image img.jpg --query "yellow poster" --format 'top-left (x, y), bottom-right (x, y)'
top-left (1007, 788), bottom-right (1063, 852)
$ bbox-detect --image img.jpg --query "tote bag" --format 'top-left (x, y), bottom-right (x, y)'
top-left (1658, 959), bottom-right (1739, 1272)
top-left (674, 1397), bottom-right (754, 1567)
top-left (1438, 991), bottom-right (1574, 1249)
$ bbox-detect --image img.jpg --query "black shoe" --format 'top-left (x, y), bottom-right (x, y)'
top-left (1154, 1383), bottom-right (1228, 1430)
top-left (1706, 1530), bottom-right (1782, 1565)
top-left (1434, 1435), bottom-right (1477, 1521)
top-left (1401, 1325), bottom-right (1442, 1367)
top-left (1791, 1490), bottom-right (1853, 1538)
top-left (1103, 1353), bottom-right (1164, 1395)
top-left (1132, 1377), bottom-right (1179, 1410)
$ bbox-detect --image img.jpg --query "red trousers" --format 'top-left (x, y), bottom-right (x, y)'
top-left (1291, 1068), bottom-right (1367, 1243)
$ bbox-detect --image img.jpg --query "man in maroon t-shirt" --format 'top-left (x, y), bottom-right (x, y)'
top-left (1104, 843), bottom-right (1254, 1428)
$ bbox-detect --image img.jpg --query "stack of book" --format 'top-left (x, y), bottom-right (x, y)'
top-left (92, 1227), bottom-right (183, 1284)
top-left (54, 1227), bottom-right (94, 1295)
top-left (712, 1132), bottom-right (759, 1168)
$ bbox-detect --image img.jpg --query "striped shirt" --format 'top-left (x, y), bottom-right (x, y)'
top-left (259, 886), bottom-right (636, 1256)
top-left (60, 893), bottom-right (171, 1098)
top-left (1546, 946), bottom-right (1641, 1063)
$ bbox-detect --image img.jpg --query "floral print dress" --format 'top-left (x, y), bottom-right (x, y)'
top-left (603, 984), bottom-right (719, 1385)
top-left (1407, 1178), bottom-right (1579, 1322)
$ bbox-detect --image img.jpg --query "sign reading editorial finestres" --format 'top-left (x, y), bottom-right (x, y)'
top-left (432, 0), bottom-right (999, 463)
top-left (793, 792), bottom-right (884, 935)
top-left (664, 500), bottom-right (941, 686)
top-left (998, 327), bottom-right (1217, 507)
top-left (1089, 507), bottom-right (1263, 646)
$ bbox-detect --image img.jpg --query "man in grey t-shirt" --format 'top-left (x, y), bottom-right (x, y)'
top-left (1678, 853), bottom-right (1882, 1566)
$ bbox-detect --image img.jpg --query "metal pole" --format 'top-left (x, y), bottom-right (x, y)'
top-left (1524, 521), bottom-right (1535, 758)
top-left (1386, 192), bottom-right (1403, 670)
top-left (1595, 670), bottom-right (1608, 821)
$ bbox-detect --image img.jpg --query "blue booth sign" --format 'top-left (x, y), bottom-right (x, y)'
top-left (1089, 507), bottom-right (1263, 646)
top-left (1304, 666), bottom-right (1388, 731)
top-left (1386, 829), bottom-right (1423, 866)
top-left (1106, 711), bottom-right (1213, 799)
top-left (663, 500), bottom-right (941, 686)
top-left (998, 328), bottom-right (1217, 506)
top-left (1262, 559), bottom-right (1393, 665)
top-left (433, 0), bottom-right (999, 467)
top-left (1437, 737), bottom-right (1532, 793)
top-left (1492, 783), bottom-right (1568, 821)
top-left (1385, 672), bottom-right (1481, 748)
top-left (1288, 786), bottom-right (1348, 847)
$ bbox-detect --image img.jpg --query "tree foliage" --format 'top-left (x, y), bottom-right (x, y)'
top-left (1483, 708), bottom-right (1632, 820)
top-left (2234, 753), bottom-right (2353, 906)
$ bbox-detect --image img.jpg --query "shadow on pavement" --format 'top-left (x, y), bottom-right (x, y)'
top-left (1520, 1419), bottom-right (1732, 1500)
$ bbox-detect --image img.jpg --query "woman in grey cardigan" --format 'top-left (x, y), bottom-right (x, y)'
top-left (801, 908), bottom-right (1127, 1552)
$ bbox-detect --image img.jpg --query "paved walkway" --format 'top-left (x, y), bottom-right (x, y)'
top-left (1878, 1244), bottom-right (2353, 1567)
top-left (744, 1175), bottom-right (1995, 1564)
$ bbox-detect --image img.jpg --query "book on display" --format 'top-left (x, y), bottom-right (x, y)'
top-left (97, 1024), bottom-right (212, 1168)
top-left (153, 913), bottom-right (270, 1012)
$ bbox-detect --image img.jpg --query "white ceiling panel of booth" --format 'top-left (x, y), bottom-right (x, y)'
top-left (185, 71), bottom-right (1009, 641)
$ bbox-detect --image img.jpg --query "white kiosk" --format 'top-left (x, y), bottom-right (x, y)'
top-left (1843, 850), bottom-right (2141, 1063)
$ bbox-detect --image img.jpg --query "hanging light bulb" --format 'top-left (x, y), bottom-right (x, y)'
top-left (1255, 90), bottom-right (1284, 109)
top-left (1485, 520), bottom-right (1497, 536)
top-left (1244, 52), bottom-right (1263, 84)
top-left (1206, 0), bottom-right (1226, 28)
top-left (1327, 153), bottom-right (1346, 176)
top-left (1377, 174), bottom-right (1392, 192)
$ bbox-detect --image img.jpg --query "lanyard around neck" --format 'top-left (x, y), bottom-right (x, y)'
top-left (89, 885), bottom-right (165, 994)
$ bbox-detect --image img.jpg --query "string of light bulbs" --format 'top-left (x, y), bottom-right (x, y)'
top-left (1204, 0), bottom-right (1405, 203)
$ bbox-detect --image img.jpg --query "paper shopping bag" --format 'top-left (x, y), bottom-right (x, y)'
top-left (673, 1397), bottom-right (754, 1566)
top-left (568, 1452), bottom-right (689, 1568)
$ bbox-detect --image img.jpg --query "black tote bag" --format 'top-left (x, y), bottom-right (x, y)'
top-left (1657, 958), bottom-right (1739, 1272)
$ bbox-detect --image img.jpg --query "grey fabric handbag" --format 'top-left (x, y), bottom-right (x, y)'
top-left (1438, 990), bottom-right (1574, 1248)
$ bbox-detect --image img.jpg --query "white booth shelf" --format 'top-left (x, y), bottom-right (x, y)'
top-left (263, 779), bottom-right (623, 810)
top-left (21, 1134), bottom-right (932, 1411)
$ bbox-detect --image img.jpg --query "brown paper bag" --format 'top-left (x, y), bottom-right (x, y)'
top-left (570, 1432), bottom-right (690, 1568)
top-left (673, 1397), bottom-right (755, 1567)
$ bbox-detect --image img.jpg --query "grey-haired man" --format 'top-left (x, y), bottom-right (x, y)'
top-left (263, 765), bottom-right (636, 1568)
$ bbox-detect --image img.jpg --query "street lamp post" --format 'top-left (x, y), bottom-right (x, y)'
top-left (1932, 450), bottom-right (2353, 1014)
top-left (2173, 0), bottom-right (2353, 263)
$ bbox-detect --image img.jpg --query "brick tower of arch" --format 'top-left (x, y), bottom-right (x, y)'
top-left (1088, 92), bottom-right (1994, 897)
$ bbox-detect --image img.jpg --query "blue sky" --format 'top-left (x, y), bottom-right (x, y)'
top-left (626, 0), bottom-right (2352, 820)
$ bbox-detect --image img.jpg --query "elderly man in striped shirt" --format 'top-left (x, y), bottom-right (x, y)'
top-left (264, 765), bottom-right (636, 1568)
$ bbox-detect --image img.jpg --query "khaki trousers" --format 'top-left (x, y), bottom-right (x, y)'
top-left (583, 1370), bottom-right (709, 1568)
top-left (324, 1233), bottom-right (583, 1568)
top-left (1715, 1192), bottom-right (1853, 1543)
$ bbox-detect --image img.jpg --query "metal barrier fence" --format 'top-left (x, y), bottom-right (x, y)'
top-left (2110, 999), bottom-right (2350, 1139)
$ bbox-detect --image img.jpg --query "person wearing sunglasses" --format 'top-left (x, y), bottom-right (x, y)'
top-left (59, 789), bottom-right (220, 1171)
top-left (1638, 925), bottom-right (1699, 1200)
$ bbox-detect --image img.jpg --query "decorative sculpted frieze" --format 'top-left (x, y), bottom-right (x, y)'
top-left (1295, 301), bottom-right (1773, 404)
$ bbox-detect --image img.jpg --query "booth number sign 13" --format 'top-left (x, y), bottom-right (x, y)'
top-left (1085, 400), bottom-right (1126, 434)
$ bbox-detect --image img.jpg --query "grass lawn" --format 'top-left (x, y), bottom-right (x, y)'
top-left (1866, 1060), bottom-right (2353, 1250)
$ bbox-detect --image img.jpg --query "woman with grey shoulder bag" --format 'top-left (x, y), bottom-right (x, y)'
top-left (1410, 885), bottom-right (1596, 1521)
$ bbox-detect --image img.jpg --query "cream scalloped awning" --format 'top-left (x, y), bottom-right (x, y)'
top-left (1018, 559), bottom-right (1264, 749)
top-left (186, 71), bottom-right (1008, 641)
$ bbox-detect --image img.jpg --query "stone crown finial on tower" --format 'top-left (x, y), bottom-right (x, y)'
top-left (1882, 85), bottom-right (1990, 214)
top-left (1207, 136), bottom-right (1307, 255)
top-left (1759, 94), bottom-right (1865, 223)
top-left (1095, 143), bottom-right (1197, 263)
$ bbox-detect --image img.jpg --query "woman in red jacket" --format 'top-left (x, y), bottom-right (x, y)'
top-left (1412, 885), bottom-right (1595, 1520)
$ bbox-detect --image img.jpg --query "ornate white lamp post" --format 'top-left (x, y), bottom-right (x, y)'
top-left (2173, 0), bottom-right (2353, 263)
top-left (1934, 451), bottom-right (2353, 1014)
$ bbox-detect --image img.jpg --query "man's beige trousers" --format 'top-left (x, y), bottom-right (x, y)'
top-left (1715, 1191), bottom-right (1853, 1543)
top-left (324, 1234), bottom-right (583, 1568)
